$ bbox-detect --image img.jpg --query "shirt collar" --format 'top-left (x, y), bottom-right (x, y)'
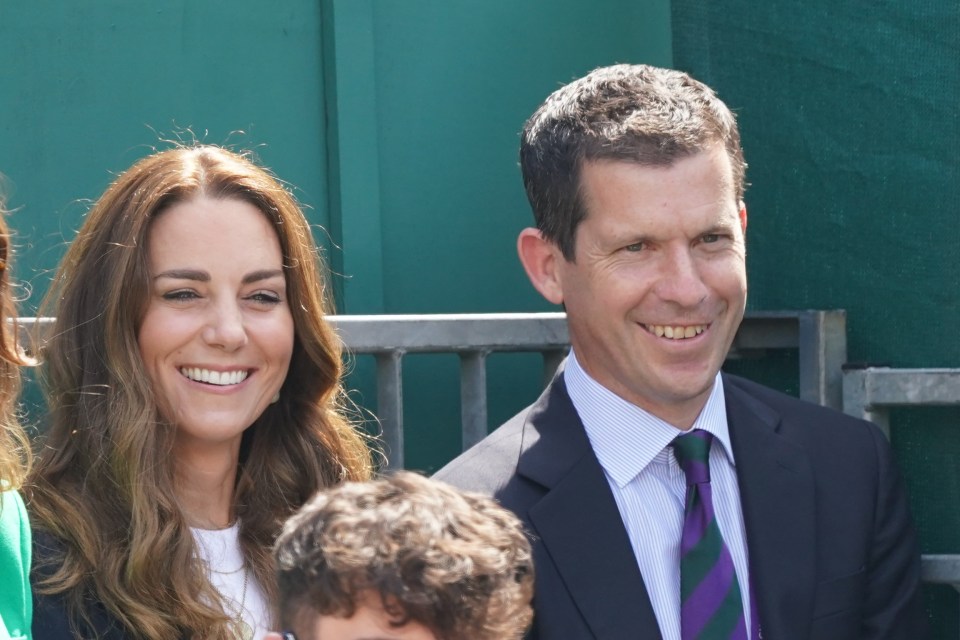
top-left (565, 350), bottom-right (735, 488)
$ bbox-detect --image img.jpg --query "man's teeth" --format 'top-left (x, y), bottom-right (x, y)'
top-left (646, 324), bottom-right (707, 340)
top-left (179, 368), bottom-right (249, 386)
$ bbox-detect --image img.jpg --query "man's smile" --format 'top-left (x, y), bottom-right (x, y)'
top-left (642, 323), bottom-right (709, 340)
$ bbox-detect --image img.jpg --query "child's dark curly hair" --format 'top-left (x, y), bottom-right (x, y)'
top-left (275, 471), bottom-right (534, 640)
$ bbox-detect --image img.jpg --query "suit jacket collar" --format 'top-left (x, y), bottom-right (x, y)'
top-left (515, 371), bottom-right (819, 640)
top-left (517, 371), bottom-right (664, 639)
top-left (724, 374), bottom-right (816, 640)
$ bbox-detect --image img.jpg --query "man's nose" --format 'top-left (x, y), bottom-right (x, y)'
top-left (653, 248), bottom-right (710, 307)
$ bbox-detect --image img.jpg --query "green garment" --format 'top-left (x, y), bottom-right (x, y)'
top-left (0, 490), bottom-right (31, 640)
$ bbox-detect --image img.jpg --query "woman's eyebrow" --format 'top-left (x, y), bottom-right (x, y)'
top-left (242, 268), bottom-right (285, 285)
top-left (151, 268), bottom-right (284, 284)
top-left (153, 269), bottom-right (208, 282)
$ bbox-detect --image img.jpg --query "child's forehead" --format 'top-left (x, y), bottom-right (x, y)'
top-left (309, 593), bottom-right (437, 640)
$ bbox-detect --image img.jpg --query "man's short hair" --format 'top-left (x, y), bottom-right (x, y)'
top-left (520, 63), bottom-right (747, 260)
top-left (274, 471), bottom-right (535, 640)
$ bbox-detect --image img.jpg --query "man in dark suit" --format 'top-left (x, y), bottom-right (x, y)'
top-left (435, 64), bottom-right (926, 639)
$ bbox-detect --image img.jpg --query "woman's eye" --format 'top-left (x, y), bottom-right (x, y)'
top-left (248, 291), bottom-right (282, 305)
top-left (162, 289), bottom-right (199, 301)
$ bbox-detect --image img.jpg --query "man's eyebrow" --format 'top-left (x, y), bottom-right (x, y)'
top-left (705, 222), bottom-right (737, 232)
top-left (702, 215), bottom-right (741, 232)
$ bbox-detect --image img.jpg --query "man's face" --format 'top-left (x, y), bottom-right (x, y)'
top-left (538, 148), bottom-right (747, 428)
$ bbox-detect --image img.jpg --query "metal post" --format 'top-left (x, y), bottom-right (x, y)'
top-left (797, 310), bottom-right (847, 410)
top-left (459, 351), bottom-right (489, 450)
top-left (375, 351), bottom-right (405, 469)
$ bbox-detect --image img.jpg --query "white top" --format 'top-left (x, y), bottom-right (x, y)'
top-left (192, 522), bottom-right (270, 640)
top-left (566, 351), bottom-right (753, 640)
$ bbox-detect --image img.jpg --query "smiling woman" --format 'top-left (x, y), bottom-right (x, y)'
top-left (25, 146), bottom-right (373, 640)
top-left (140, 197), bottom-right (296, 482)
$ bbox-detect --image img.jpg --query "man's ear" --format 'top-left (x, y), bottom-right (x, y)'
top-left (739, 201), bottom-right (748, 233)
top-left (517, 228), bottom-right (565, 305)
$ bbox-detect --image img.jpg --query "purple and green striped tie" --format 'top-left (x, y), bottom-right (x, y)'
top-left (673, 430), bottom-right (748, 640)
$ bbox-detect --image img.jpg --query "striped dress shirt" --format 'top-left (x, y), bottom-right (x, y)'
top-left (565, 351), bottom-right (753, 640)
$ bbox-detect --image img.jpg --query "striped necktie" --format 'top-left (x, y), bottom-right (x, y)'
top-left (672, 429), bottom-right (748, 640)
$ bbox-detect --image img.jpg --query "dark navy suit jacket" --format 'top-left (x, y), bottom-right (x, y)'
top-left (435, 369), bottom-right (928, 639)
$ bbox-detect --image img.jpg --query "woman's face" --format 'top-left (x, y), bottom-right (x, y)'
top-left (138, 196), bottom-right (294, 451)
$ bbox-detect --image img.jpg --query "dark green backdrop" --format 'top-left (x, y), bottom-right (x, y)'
top-left (0, 0), bottom-right (672, 472)
top-left (1, 0), bottom-right (956, 634)
top-left (672, 1), bottom-right (960, 633)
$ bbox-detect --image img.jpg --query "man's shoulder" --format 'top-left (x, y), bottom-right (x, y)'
top-left (725, 373), bottom-right (861, 424)
top-left (433, 402), bottom-right (532, 495)
top-left (723, 372), bottom-right (887, 454)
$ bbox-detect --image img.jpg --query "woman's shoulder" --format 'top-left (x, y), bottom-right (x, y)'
top-left (30, 529), bottom-right (74, 639)
top-left (30, 529), bottom-right (131, 640)
top-left (29, 528), bottom-right (63, 576)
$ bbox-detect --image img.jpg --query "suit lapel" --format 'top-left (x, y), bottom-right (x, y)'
top-left (725, 377), bottom-right (816, 640)
top-left (519, 374), bottom-right (662, 640)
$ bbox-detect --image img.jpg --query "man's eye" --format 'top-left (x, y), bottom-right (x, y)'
top-left (702, 234), bottom-right (722, 244)
top-left (624, 242), bottom-right (644, 252)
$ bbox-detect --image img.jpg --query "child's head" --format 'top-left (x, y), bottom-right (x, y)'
top-left (274, 471), bottom-right (534, 640)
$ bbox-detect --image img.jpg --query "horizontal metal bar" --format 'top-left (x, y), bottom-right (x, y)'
top-left (13, 311), bottom-right (843, 356)
top-left (15, 313), bottom-right (847, 462)
top-left (728, 310), bottom-right (847, 353)
top-left (330, 313), bottom-right (569, 353)
top-left (332, 310), bottom-right (842, 354)
top-left (10, 316), bottom-right (54, 357)
top-left (844, 368), bottom-right (960, 409)
top-left (922, 554), bottom-right (960, 585)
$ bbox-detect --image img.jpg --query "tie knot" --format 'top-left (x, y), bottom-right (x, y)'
top-left (672, 429), bottom-right (713, 485)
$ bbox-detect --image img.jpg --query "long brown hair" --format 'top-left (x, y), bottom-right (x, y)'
top-left (0, 194), bottom-right (31, 490)
top-left (27, 145), bottom-right (373, 639)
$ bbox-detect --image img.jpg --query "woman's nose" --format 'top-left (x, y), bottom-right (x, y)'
top-left (201, 303), bottom-right (248, 351)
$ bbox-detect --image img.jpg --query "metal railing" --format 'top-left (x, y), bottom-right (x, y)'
top-left (330, 313), bottom-right (569, 469)
top-left (333, 310), bottom-right (847, 468)
top-left (843, 367), bottom-right (960, 438)
top-left (17, 310), bottom-right (848, 470)
top-left (23, 314), bottom-right (957, 602)
top-left (843, 367), bottom-right (960, 592)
